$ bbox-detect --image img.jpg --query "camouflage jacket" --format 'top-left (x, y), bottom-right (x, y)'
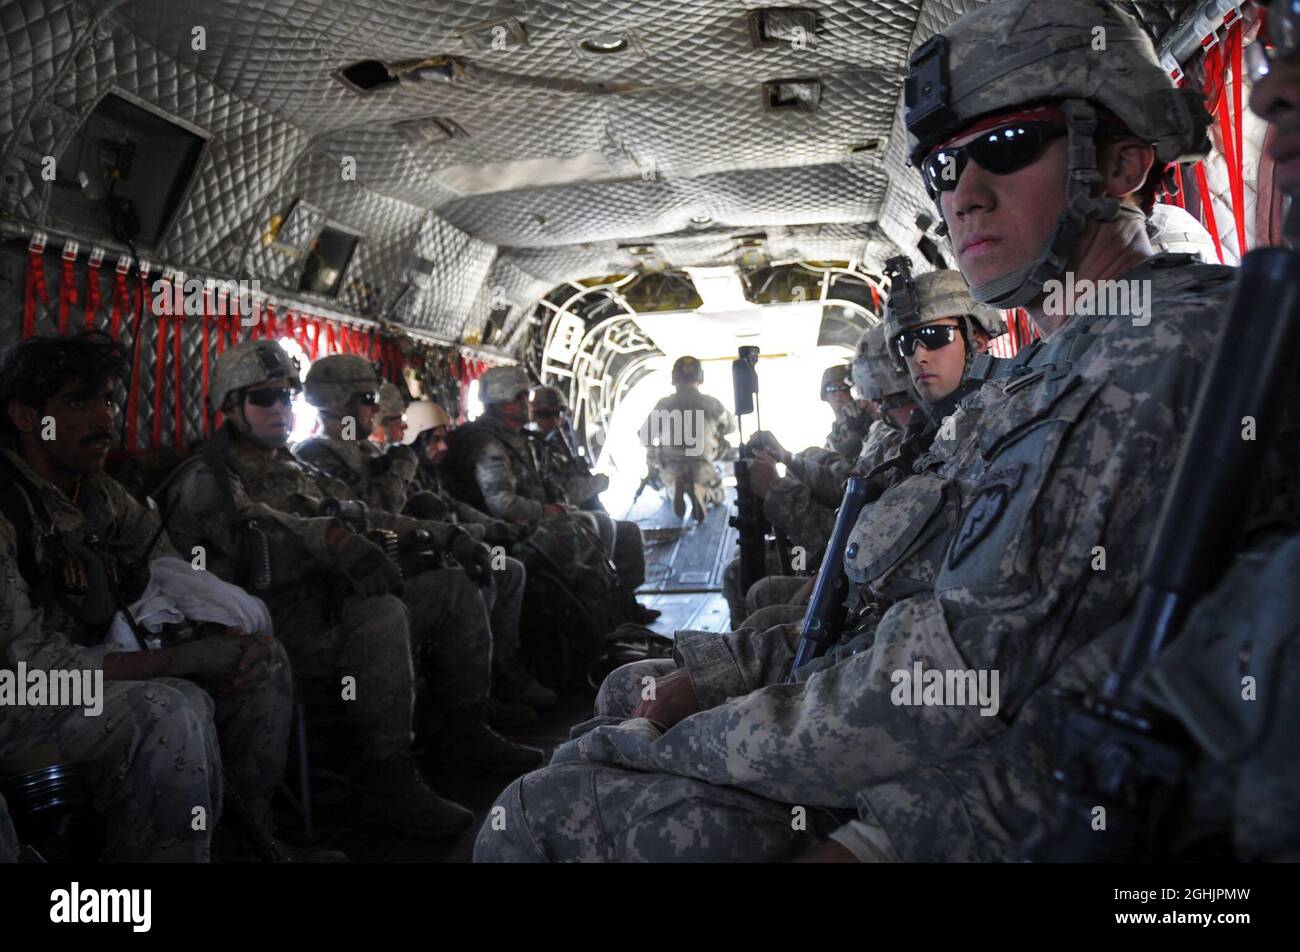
top-left (163, 426), bottom-right (473, 594)
top-left (537, 429), bottom-right (608, 506)
top-left (825, 408), bottom-right (872, 459)
top-left (409, 462), bottom-right (498, 528)
top-left (553, 255), bottom-right (1240, 812)
top-left (292, 434), bottom-right (418, 515)
top-left (0, 448), bottom-right (175, 674)
top-left (640, 388), bottom-right (735, 465)
top-left (444, 415), bottom-right (556, 526)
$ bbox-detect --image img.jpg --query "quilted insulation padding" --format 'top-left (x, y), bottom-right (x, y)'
top-left (1, 0), bottom-right (1207, 357)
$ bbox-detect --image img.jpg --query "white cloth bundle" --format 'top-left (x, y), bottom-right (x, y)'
top-left (106, 557), bottom-right (273, 652)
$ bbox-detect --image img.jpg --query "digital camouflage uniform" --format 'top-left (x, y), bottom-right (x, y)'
top-left (640, 386), bottom-right (736, 509)
top-left (448, 412), bottom-right (646, 590)
top-left (475, 252), bottom-right (1238, 862)
top-left (293, 432), bottom-right (531, 698)
top-left (0, 450), bottom-right (291, 861)
top-left (164, 428), bottom-right (495, 758)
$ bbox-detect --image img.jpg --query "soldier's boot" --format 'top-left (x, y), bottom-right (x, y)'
top-left (671, 477), bottom-right (688, 519)
top-left (430, 712), bottom-right (545, 777)
top-left (494, 657), bottom-right (560, 712)
top-left (486, 696), bottom-right (539, 729)
top-left (688, 483), bottom-right (708, 523)
top-left (355, 754), bottom-right (474, 839)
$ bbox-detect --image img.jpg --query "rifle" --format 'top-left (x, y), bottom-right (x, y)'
top-left (729, 346), bottom-right (770, 594)
top-left (1028, 245), bottom-right (1300, 861)
top-left (786, 476), bottom-right (875, 681)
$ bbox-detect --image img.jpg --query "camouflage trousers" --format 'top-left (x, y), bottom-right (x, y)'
top-left (0, 655), bottom-right (289, 862)
top-left (403, 568), bottom-right (494, 714)
top-left (474, 761), bottom-right (847, 862)
top-left (484, 555), bottom-right (526, 669)
top-left (721, 552), bottom-right (795, 628)
top-left (661, 459), bottom-right (724, 507)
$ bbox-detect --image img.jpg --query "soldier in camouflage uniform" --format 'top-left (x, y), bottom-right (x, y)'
top-left (446, 367), bottom-right (653, 617)
top-left (721, 326), bottom-right (918, 627)
top-left (370, 381), bottom-right (409, 448)
top-left (476, 0), bottom-right (1240, 862)
top-left (165, 340), bottom-right (541, 841)
top-left (0, 333), bottom-right (290, 862)
top-left (293, 358), bottom-right (552, 719)
top-left (529, 386), bottom-right (609, 513)
top-left (402, 400), bottom-right (558, 715)
top-left (640, 356), bottom-right (736, 523)
top-left (818, 364), bottom-right (871, 460)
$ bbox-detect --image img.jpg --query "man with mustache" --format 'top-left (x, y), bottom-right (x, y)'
top-left (0, 332), bottom-right (292, 861)
top-left (474, 0), bottom-right (1253, 863)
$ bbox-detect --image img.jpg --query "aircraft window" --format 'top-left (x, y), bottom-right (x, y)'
top-left (48, 92), bottom-right (206, 249)
top-left (299, 226), bottom-right (359, 298)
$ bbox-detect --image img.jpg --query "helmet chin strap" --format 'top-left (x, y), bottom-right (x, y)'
top-left (959, 100), bottom-right (1144, 309)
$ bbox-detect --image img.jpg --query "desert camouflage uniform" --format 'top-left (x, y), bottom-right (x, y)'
top-left (475, 256), bottom-right (1238, 862)
top-left (641, 388), bottom-right (735, 508)
top-left (449, 414), bottom-right (645, 589)
top-left (164, 428), bottom-right (495, 761)
top-left (0, 451), bottom-right (291, 861)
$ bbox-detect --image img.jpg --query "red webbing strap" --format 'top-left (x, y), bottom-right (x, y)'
top-left (869, 284), bottom-right (880, 314)
top-left (1004, 309), bottom-right (1019, 354)
top-left (23, 236), bottom-right (50, 339)
top-left (57, 241), bottom-right (79, 336)
top-left (109, 256), bottom-right (132, 339)
top-left (295, 314), bottom-right (310, 354)
top-left (326, 321), bottom-right (338, 355)
top-left (124, 262), bottom-right (152, 452)
top-left (84, 248), bottom-right (104, 330)
top-left (307, 318), bottom-right (322, 360)
top-left (1229, 22), bottom-right (1247, 255)
top-left (215, 290), bottom-right (229, 356)
top-left (151, 274), bottom-right (172, 448)
top-left (262, 302), bottom-right (278, 341)
top-left (201, 287), bottom-right (212, 438)
top-left (172, 308), bottom-right (184, 447)
top-left (1195, 162), bottom-right (1226, 264)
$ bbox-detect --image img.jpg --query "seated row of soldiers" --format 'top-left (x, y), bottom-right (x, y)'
top-left (0, 333), bottom-right (650, 861)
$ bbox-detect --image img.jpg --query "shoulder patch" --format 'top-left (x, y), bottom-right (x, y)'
top-left (947, 463), bottom-right (1026, 569)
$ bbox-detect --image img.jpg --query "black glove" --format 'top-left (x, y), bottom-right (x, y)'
top-left (449, 531), bottom-right (494, 587)
top-left (482, 520), bottom-right (527, 546)
top-left (330, 530), bottom-right (403, 597)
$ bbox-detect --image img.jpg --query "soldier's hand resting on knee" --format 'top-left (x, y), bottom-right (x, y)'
top-left (630, 669), bottom-right (700, 729)
top-left (172, 627), bottom-right (275, 695)
top-left (327, 526), bottom-right (404, 596)
top-left (449, 531), bottom-right (494, 586)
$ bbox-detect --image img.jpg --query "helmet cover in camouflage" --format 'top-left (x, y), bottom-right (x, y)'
top-left (478, 366), bottom-right (531, 405)
top-left (883, 258), bottom-right (1005, 346)
top-left (303, 354), bottom-right (381, 413)
top-left (671, 355), bottom-right (704, 385)
top-left (402, 401), bottom-right (452, 444)
top-left (819, 364), bottom-right (853, 401)
top-left (209, 339), bottom-right (301, 413)
top-left (530, 386), bottom-right (568, 413)
top-left (851, 325), bottom-right (911, 401)
top-left (376, 381), bottom-right (406, 418)
top-left (903, 0), bottom-right (1213, 307)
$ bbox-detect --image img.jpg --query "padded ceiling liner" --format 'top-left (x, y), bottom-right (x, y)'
top-left (1, 0), bottom-right (1197, 355)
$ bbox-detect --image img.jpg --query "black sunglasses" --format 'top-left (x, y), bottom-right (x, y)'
top-left (357, 392), bottom-right (380, 407)
top-left (921, 122), bottom-right (1067, 199)
top-left (245, 387), bottom-right (295, 408)
top-left (894, 324), bottom-right (958, 360)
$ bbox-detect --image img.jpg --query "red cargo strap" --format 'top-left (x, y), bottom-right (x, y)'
top-left (124, 262), bottom-right (152, 452)
top-left (262, 302), bottom-right (278, 341)
top-left (84, 248), bottom-right (104, 329)
top-left (57, 240), bottom-right (80, 336)
top-left (325, 321), bottom-right (338, 355)
top-left (202, 287), bottom-right (212, 438)
top-left (151, 276), bottom-right (171, 449)
top-left (1195, 162), bottom-right (1226, 264)
top-left (110, 256), bottom-right (133, 339)
top-left (23, 234), bottom-right (50, 339)
top-left (172, 307), bottom-right (184, 447)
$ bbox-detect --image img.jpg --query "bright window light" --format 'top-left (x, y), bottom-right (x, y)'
top-left (279, 336), bottom-right (320, 445)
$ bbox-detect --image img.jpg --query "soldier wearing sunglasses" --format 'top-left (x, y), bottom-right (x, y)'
top-left (474, 0), bottom-right (1260, 865)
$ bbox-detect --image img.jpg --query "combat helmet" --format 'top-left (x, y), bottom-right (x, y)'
top-left (819, 364), bottom-right (853, 401)
top-left (904, 0), bottom-right (1213, 307)
top-left (376, 381), bottom-right (406, 418)
top-left (209, 339), bottom-right (301, 414)
top-left (883, 256), bottom-right (1004, 373)
top-left (530, 386), bottom-right (568, 414)
top-left (478, 366), bottom-right (531, 405)
top-left (851, 324), bottom-right (912, 414)
top-left (303, 354), bottom-right (381, 415)
top-left (671, 355), bottom-right (704, 386)
top-left (402, 401), bottom-right (452, 445)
